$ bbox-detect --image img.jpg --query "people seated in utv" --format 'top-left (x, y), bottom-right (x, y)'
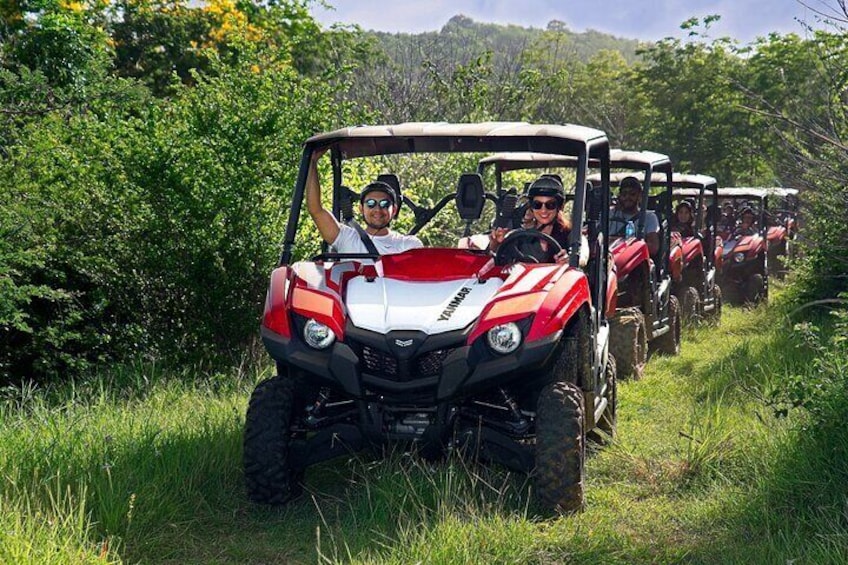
top-left (672, 200), bottom-right (696, 238)
top-left (720, 202), bottom-right (736, 235)
top-left (609, 176), bottom-right (660, 256)
top-left (489, 176), bottom-right (588, 266)
top-left (733, 206), bottom-right (758, 237)
top-left (306, 150), bottom-right (423, 254)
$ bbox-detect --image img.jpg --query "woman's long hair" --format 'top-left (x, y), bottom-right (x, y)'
top-left (532, 205), bottom-right (572, 247)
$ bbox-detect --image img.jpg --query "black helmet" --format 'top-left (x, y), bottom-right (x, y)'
top-left (738, 205), bottom-right (755, 218)
top-left (359, 181), bottom-right (398, 207)
top-left (675, 199), bottom-right (695, 213)
top-left (527, 176), bottom-right (565, 203)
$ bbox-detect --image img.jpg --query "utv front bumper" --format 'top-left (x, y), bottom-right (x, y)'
top-left (261, 324), bottom-right (562, 402)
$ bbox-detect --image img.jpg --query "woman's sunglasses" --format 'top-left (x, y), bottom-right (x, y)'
top-left (531, 200), bottom-right (559, 211)
top-left (364, 198), bottom-right (392, 209)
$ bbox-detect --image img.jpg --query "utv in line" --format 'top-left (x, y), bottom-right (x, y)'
top-left (716, 187), bottom-right (770, 305)
top-left (478, 150), bottom-right (682, 380)
top-left (246, 123), bottom-right (617, 513)
top-left (667, 173), bottom-right (723, 324)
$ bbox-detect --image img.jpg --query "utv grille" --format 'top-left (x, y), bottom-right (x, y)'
top-left (417, 349), bottom-right (449, 378)
top-left (362, 346), bottom-right (398, 376)
top-left (360, 346), bottom-right (450, 381)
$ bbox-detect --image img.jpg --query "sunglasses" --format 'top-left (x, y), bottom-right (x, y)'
top-left (531, 200), bottom-right (559, 211)
top-left (364, 198), bottom-right (392, 209)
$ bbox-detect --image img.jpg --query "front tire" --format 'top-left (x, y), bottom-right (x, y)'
top-left (243, 375), bottom-right (300, 505)
top-left (745, 273), bottom-right (765, 305)
top-left (609, 308), bottom-right (647, 380)
top-left (653, 294), bottom-right (681, 356)
top-left (705, 284), bottom-right (722, 326)
top-left (590, 354), bottom-right (617, 444)
top-left (535, 381), bottom-right (585, 514)
top-left (679, 286), bottom-right (700, 324)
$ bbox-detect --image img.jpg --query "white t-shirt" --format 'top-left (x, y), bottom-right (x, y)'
top-left (610, 208), bottom-right (659, 236)
top-left (331, 224), bottom-right (423, 255)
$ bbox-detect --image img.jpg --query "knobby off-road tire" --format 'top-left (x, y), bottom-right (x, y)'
top-left (679, 286), bottom-right (700, 324)
top-left (244, 375), bottom-right (300, 505)
top-left (719, 279), bottom-right (740, 306)
top-left (590, 354), bottom-right (617, 444)
top-left (535, 380), bottom-right (585, 514)
top-left (705, 285), bottom-right (722, 326)
top-left (653, 294), bottom-right (681, 356)
top-left (745, 273), bottom-right (765, 305)
top-left (609, 308), bottom-right (647, 380)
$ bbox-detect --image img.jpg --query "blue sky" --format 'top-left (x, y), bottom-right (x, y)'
top-left (311, 0), bottom-right (837, 43)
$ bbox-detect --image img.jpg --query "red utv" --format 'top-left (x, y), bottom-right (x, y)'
top-left (764, 187), bottom-right (800, 277)
top-left (668, 174), bottom-right (723, 324)
top-left (246, 123), bottom-right (617, 514)
top-left (590, 152), bottom-right (683, 379)
top-left (478, 150), bottom-right (682, 380)
top-left (716, 187), bottom-right (769, 304)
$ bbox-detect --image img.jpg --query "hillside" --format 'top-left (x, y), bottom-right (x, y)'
top-left (369, 14), bottom-right (644, 67)
top-left (344, 14), bottom-right (645, 125)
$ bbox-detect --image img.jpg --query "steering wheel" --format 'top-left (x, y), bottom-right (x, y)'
top-left (494, 229), bottom-right (563, 266)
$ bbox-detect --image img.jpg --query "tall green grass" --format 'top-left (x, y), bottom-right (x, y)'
top-left (0, 363), bottom-right (255, 563)
top-left (0, 288), bottom-right (846, 563)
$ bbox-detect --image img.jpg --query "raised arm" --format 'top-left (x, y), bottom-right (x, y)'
top-left (305, 148), bottom-right (341, 245)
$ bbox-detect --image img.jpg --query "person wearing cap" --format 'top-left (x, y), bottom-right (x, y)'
top-left (733, 206), bottom-right (758, 236)
top-left (609, 176), bottom-right (660, 256)
top-left (672, 199), bottom-right (696, 238)
top-left (719, 201), bottom-right (736, 236)
top-left (306, 149), bottom-right (423, 254)
top-left (490, 175), bottom-right (588, 266)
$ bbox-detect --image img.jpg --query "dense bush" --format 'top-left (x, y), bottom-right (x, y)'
top-left (0, 44), bottom-right (356, 381)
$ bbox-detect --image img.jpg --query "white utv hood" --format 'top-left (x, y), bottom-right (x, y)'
top-left (346, 276), bottom-right (503, 334)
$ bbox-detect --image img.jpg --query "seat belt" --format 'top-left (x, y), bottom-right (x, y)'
top-left (350, 221), bottom-right (380, 255)
top-left (340, 188), bottom-right (380, 256)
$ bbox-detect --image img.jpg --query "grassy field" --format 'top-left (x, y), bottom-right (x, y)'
top-left (2, 290), bottom-right (847, 564)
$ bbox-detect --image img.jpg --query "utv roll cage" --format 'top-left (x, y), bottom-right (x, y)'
top-left (717, 187), bottom-right (770, 237)
top-left (281, 123), bottom-right (612, 274)
top-left (585, 151), bottom-right (675, 281)
top-left (663, 173), bottom-right (720, 269)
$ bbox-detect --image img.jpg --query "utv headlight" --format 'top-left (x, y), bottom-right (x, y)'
top-left (486, 322), bottom-right (522, 355)
top-left (303, 318), bottom-right (335, 350)
top-left (733, 252), bottom-right (746, 263)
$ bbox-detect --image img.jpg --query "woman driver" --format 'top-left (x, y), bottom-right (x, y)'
top-left (673, 199), bottom-right (696, 238)
top-left (490, 176), bottom-right (574, 264)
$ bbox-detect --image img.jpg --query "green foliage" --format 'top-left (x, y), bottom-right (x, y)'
top-left (126, 55), bottom-right (351, 359)
top-left (108, 0), bottom-right (211, 95)
top-left (1, 13), bottom-right (358, 381)
top-left (2, 0), bottom-right (112, 88)
top-left (742, 29), bottom-right (848, 300)
top-left (630, 26), bottom-right (773, 181)
top-left (349, 15), bottom-right (641, 124)
top-left (769, 305), bottom-right (848, 421)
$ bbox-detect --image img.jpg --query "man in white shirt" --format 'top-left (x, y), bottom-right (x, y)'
top-left (306, 149), bottom-right (423, 255)
top-left (609, 176), bottom-right (660, 257)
